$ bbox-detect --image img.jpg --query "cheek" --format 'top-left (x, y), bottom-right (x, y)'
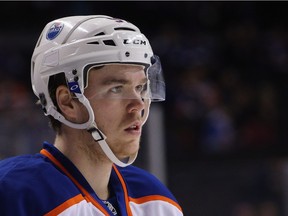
top-left (92, 100), bottom-right (124, 127)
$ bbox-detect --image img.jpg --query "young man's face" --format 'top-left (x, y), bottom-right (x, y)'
top-left (84, 64), bottom-right (149, 159)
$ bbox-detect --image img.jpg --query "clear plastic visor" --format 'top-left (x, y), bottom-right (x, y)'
top-left (147, 55), bottom-right (165, 101)
top-left (85, 55), bottom-right (165, 102)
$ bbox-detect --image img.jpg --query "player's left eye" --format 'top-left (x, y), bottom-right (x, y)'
top-left (136, 83), bottom-right (147, 93)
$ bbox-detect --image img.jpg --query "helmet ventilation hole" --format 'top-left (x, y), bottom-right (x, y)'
top-left (94, 32), bottom-right (105, 36)
top-left (87, 41), bottom-right (100, 45)
top-left (114, 27), bottom-right (136, 32)
top-left (103, 40), bottom-right (116, 46)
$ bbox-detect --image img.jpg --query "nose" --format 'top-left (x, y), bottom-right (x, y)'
top-left (127, 97), bottom-right (145, 113)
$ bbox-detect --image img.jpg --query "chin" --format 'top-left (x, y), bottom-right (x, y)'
top-left (117, 143), bottom-right (140, 159)
top-left (108, 137), bottom-right (140, 158)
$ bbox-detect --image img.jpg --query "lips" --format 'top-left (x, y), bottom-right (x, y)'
top-left (124, 121), bottom-right (142, 132)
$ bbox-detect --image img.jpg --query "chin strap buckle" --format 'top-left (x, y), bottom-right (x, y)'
top-left (87, 126), bottom-right (105, 142)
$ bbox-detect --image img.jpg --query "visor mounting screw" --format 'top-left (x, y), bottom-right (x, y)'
top-left (144, 53), bottom-right (148, 58)
top-left (72, 69), bottom-right (77, 75)
top-left (125, 51), bottom-right (130, 57)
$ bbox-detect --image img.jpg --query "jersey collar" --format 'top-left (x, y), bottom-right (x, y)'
top-left (40, 142), bottom-right (133, 216)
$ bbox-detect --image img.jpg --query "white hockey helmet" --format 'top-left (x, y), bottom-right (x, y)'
top-left (31, 15), bottom-right (165, 167)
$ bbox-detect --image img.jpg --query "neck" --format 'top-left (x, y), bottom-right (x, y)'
top-left (54, 129), bottom-right (113, 200)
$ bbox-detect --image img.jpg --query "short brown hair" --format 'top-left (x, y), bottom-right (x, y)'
top-left (47, 72), bottom-right (67, 133)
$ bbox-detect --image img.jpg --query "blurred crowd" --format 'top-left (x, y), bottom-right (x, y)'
top-left (0, 79), bottom-right (54, 159)
top-left (149, 2), bottom-right (288, 159)
top-left (1, 2), bottom-right (288, 215)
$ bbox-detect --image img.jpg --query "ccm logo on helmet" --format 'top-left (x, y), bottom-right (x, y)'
top-left (123, 39), bottom-right (147, 45)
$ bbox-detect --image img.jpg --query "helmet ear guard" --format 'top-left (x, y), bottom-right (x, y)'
top-left (31, 15), bottom-right (165, 167)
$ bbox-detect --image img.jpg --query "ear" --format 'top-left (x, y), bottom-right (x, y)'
top-left (56, 86), bottom-right (78, 121)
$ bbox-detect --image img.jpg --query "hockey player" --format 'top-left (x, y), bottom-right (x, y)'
top-left (0, 15), bottom-right (183, 215)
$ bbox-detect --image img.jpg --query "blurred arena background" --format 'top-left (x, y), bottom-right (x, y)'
top-left (1, 1), bottom-right (288, 215)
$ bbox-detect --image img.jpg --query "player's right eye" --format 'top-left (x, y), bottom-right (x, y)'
top-left (110, 86), bottom-right (123, 94)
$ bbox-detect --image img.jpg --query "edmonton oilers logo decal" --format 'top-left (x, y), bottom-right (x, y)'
top-left (46, 22), bottom-right (64, 40)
